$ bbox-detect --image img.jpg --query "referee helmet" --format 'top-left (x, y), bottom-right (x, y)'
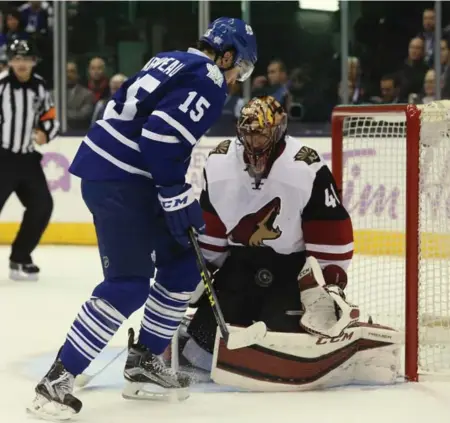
top-left (7, 39), bottom-right (36, 61)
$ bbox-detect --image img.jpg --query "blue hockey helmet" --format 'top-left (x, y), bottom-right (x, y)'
top-left (200, 17), bottom-right (257, 82)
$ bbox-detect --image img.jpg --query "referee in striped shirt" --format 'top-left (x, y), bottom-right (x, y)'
top-left (0, 39), bottom-right (60, 281)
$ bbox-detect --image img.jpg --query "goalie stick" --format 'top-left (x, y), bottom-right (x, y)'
top-left (189, 228), bottom-right (267, 349)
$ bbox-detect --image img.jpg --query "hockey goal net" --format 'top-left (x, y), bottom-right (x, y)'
top-left (332, 101), bottom-right (450, 381)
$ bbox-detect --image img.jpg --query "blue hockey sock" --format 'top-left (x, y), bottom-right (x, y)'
top-left (138, 283), bottom-right (191, 355)
top-left (59, 297), bottom-right (126, 376)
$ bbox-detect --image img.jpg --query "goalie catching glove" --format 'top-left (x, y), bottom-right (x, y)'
top-left (158, 184), bottom-right (205, 247)
top-left (298, 257), bottom-right (360, 338)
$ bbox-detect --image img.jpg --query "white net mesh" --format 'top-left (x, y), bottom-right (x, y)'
top-left (339, 102), bottom-right (450, 376)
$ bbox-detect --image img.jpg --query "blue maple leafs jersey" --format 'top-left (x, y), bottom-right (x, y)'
top-left (69, 48), bottom-right (228, 187)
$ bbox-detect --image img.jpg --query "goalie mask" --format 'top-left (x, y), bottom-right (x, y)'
top-left (237, 96), bottom-right (287, 177)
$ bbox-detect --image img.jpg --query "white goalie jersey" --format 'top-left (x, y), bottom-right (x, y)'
top-left (198, 135), bottom-right (354, 272)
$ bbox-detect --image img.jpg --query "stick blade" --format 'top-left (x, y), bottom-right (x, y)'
top-left (74, 373), bottom-right (93, 388)
top-left (226, 322), bottom-right (267, 350)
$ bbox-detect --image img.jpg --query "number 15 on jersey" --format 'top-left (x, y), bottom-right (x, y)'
top-left (103, 74), bottom-right (210, 123)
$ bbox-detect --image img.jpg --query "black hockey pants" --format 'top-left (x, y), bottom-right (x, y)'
top-left (188, 247), bottom-right (306, 353)
top-left (0, 150), bottom-right (53, 263)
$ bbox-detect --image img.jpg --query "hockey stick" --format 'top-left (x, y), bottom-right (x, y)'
top-left (74, 346), bottom-right (127, 389)
top-left (188, 228), bottom-right (267, 349)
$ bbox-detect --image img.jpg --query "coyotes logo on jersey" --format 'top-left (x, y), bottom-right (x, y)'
top-left (230, 197), bottom-right (282, 247)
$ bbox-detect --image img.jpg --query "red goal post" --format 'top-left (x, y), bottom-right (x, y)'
top-left (331, 102), bottom-right (450, 382)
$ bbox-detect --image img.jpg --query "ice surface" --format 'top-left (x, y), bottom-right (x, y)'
top-left (1, 246), bottom-right (450, 423)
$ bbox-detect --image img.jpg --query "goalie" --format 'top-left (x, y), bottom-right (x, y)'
top-left (175, 96), bottom-right (401, 391)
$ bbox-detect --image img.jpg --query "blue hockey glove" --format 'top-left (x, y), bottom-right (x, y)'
top-left (158, 184), bottom-right (205, 247)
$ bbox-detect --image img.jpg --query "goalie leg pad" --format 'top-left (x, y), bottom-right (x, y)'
top-left (211, 323), bottom-right (402, 392)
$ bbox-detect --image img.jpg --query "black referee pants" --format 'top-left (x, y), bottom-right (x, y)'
top-left (0, 151), bottom-right (53, 264)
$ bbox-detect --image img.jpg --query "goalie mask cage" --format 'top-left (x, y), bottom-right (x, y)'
top-left (332, 102), bottom-right (450, 382)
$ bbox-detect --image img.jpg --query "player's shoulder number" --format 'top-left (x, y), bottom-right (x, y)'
top-left (104, 73), bottom-right (211, 123)
top-left (324, 184), bottom-right (340, 208)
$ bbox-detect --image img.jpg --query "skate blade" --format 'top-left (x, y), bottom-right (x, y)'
top-left (122, 381), bottom-right (190, 402)
top-left (10, 270), bottom-right (39, 281)
top-left (26, 394), bottom-right (77, 421)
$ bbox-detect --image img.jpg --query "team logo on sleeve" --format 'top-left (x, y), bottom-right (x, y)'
top-left (209, 139), bottom-right (231, 156)
top-left (206, 63), bottom-right (224, 87)
top-left (230, 197), bottom-right (282, 247)
top-left (294, 146), bottom-right (320, 165)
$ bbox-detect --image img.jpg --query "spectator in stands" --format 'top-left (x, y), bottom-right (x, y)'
top-left (440, 38), bottom-right (450, 99)
top-left (251, 75), bottom-right (268, 96)
top-left (338, 80), bottom-right (359, 105)
top-left (2, 9), bottom-right (28, 46)
top-left (67, 61), bottom-right (95, 131)
top-left (417, 8), bottom-right (436, 67)
top-left (371, 74), bottom-right (401, 104)
top-left (288, 66), bottom-right (327, 122)
top-left (265, 59), bottom-right (289, 108)
top-left (249, 61), bottom-right (289, 108)
top-left (398, 37), bottom-right (429, 101)
top-left (267, 60), bottom-right (288, 86)
top-left (91, 73), bottom-right (127, 124)
top-left (109, 73), bottom-right (126, 96)
top-left (87, 57), bottom-right (109, 103)
top-left (420, 69), bottom-right (436, 104)
top-left (18, 2), bottom-right (49, 36)
top-left (346, 57), bottom-right (365, 103)
top-left (17, 2), bottom-right (52, 84)
top-left (221, 82), bottom-right (244, 121)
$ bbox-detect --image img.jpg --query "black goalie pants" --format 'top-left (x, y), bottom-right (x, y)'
top-left (0, 150), bottom-right (53, 264)
top-left (187, 247), bottom-right (306, 353)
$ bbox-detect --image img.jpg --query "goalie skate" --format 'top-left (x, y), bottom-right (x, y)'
top-left (299, 257), bottom-right (360, 338)
top-left (123, 329), bottom-right (191, 402)
top-left (27, 359), bottom-right (82, 421)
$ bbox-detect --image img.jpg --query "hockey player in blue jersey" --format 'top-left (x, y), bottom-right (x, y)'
top-left (28, 17), bottom-right (257, 420)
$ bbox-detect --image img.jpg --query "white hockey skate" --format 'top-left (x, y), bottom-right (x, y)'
top-left (298, 257), bottom-right (360, 338)
top-left (123, 328), bottom-right (191, 402)
top-left (27, 359), bottom-right (82, 421)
